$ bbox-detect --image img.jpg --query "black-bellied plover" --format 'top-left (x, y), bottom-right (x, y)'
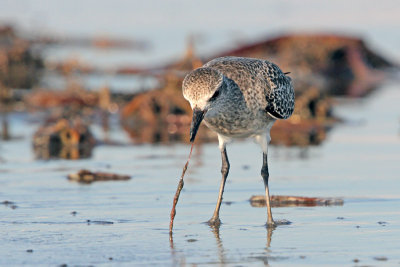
top-left (182, 56), bottom-right (295, 226)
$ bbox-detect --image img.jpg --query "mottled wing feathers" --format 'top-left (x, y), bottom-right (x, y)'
top-left (261, 60), bottom-right (295, 119)
top-left (204, 56), bottom-right (295, 119)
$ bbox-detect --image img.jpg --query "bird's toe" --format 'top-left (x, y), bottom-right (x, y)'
top-left (266, 220), bottom-right (276, 228)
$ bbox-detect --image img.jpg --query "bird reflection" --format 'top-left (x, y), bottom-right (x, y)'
top-left (169, 232), bottom-right (174, 249)
top-left (266, 225), bottom-right (275, 249)
top-left (209, 224), bottom-right (226, 265)
top-left (257, 225), bottom-right (276, 266)
top-left (207, 224), bottom-right (276, 266)
top-left (169, 223), bottom-right (277, 266)
top-left (169, 232), bottom-right (186, 266)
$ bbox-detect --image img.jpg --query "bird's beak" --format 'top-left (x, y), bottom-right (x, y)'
top-left (189, 107), bottom-right (206, 142)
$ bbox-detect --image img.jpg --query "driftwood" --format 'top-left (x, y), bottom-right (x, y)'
top-left (68, 169), bottom-right (131, 184)
top-left (250, 195), bottom-right (344, 208)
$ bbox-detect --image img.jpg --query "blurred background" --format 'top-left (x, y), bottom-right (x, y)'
top-left (1, 0), bottom-right (399, 153)
top-left (1, 1), bottom-right (400, 266)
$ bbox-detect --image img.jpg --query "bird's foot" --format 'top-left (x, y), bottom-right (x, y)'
top-left (266, 219), bottom-right (276, 228)
top-left (266, 219), bottom-right (291, 228)
top-left (207, 217), bottom-right (221, 227)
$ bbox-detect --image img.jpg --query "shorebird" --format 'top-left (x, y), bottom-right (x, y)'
top-left (182, 56), bottom-right (295, 226)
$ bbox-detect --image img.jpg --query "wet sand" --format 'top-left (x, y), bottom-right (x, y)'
top-left (1, 82), bottom-right (400, 265)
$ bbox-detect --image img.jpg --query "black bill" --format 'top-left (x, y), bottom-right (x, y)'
top-left (189, 108), bottom-right (206, 142)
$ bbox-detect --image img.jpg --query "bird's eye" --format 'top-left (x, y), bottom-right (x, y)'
top-left (209, 90), bottom-right (220, 101)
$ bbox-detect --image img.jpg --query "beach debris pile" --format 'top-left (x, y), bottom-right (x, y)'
top-left (120, 41), bottom-right (213, 144)
top-left (0, 25), bottom-right (44, 140)
top-left (26, 86), bottom-right (128, 159)
top-left (0, 25), bottom-right (44, 89)
top-left (217, 34), bottom-right (390, 97)
top-left (120, 74), bottom-right (215, 144)
top-left (33, 118), bottom-right (96, 159)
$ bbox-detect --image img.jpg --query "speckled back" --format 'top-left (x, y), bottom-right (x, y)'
top-left (204, 56), bottom-right (295, 119)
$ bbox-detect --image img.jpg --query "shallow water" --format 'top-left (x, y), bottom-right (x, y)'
top-left (1, 81), bottom-right (400, 266)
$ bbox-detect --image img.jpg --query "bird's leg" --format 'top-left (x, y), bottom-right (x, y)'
top-left (208, 146), bottom-right (230, 226)
top-left (262, 152), bottom-right (275, 226)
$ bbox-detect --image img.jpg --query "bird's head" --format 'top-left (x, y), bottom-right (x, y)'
top-left (182, 67), bottom-right (225, 142)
